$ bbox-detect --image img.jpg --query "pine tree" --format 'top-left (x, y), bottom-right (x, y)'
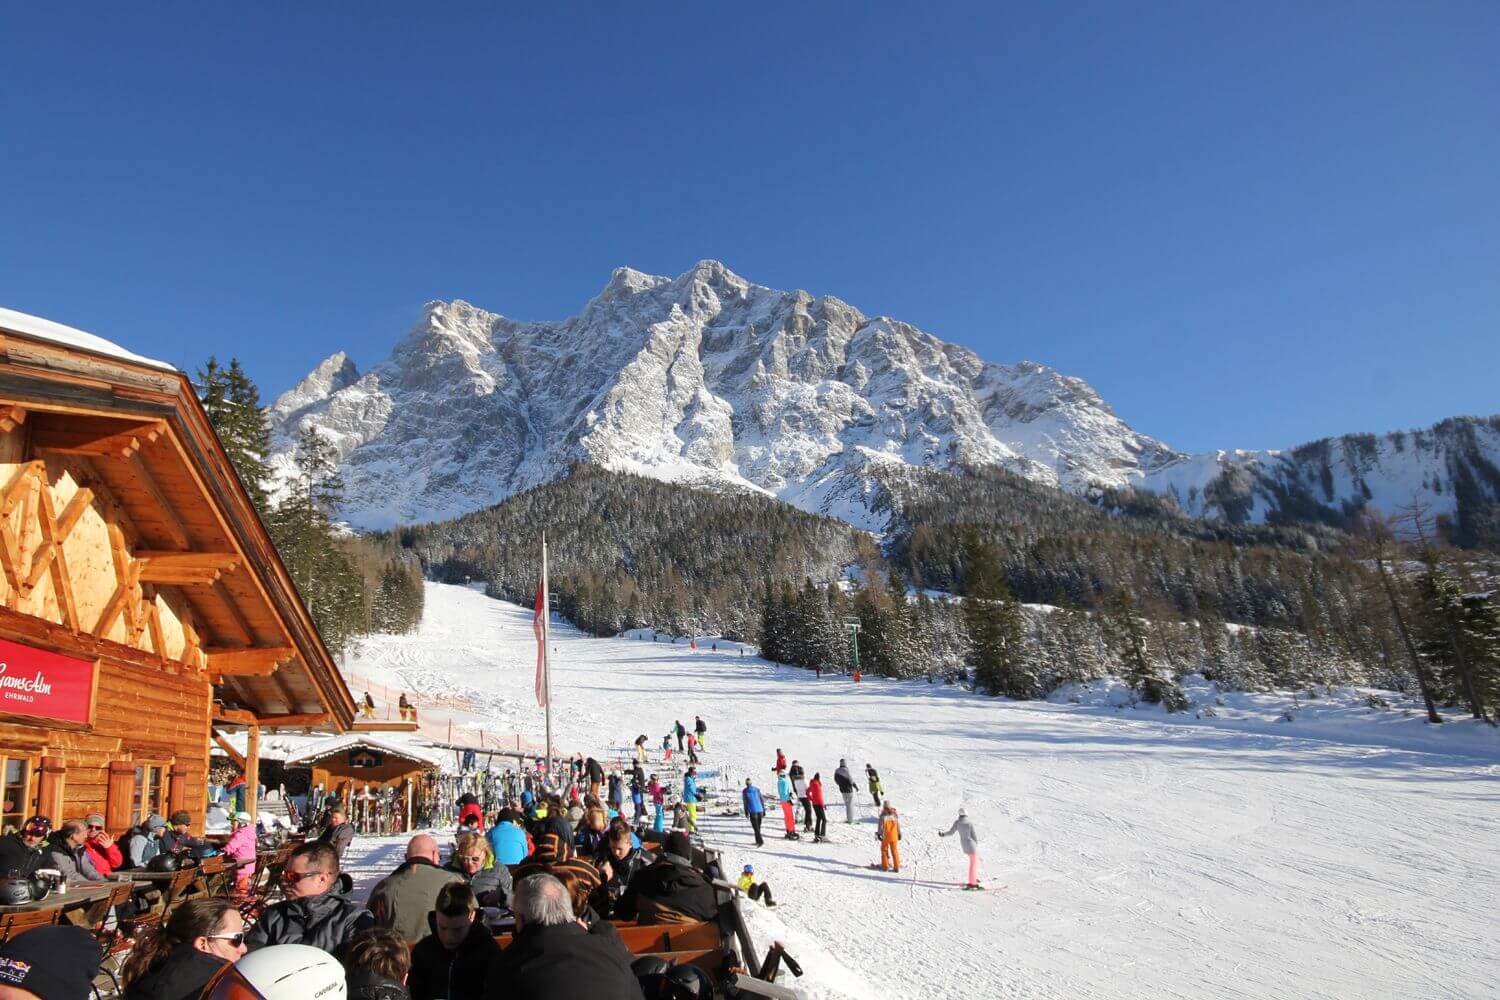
top-left (1107, 589), bottom-right (1187, 710)
top-left (198, 357), bottom-right (273, 515)
top-left (1414, 562), bottom-right (1488, 720)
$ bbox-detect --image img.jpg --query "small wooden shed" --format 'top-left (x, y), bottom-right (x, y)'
top-left (0, 307), bottom-right (356, 835)
top-left (285, 736), bottom-right (440, 834)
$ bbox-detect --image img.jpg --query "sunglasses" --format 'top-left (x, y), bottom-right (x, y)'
top-left (87, 824), bottom-right (105, 831)
top-left (206, 932), bottom-right (247, 947)
top-left (281, 869), bottom-right (328, 884)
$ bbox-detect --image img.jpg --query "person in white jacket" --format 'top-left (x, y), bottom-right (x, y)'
top-left (938, 807), bottom-right (981, 889)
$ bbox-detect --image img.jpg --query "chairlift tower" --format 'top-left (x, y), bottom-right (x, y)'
top-left (844, 619), bottom-right (861, 674)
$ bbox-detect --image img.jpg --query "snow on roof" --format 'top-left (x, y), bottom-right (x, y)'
top-left (281, 733), bottom-right (446, 768)
top-left (0, 305), bottom-right (177, 372)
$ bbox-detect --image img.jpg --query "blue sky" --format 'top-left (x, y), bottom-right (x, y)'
top-left (1, 3), bottom-right (1494, 452)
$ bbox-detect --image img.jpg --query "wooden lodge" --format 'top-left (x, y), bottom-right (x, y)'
top-left (284, 735), bottom-right (440, 834)
top-left (0, 307), bottom-right (355, 838)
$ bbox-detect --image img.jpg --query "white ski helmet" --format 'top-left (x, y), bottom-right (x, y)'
top-left (205, 944), bottom-right (347, 1000)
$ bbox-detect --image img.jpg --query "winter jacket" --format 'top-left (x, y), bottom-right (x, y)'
top-left (457, 802), bottom-right (483, 829)
top-left (222, 826), bottom-right (257, 882)
top-left (159, 829), bottom-right (206, 856)
top-left (682, 774), bottom-right (699, 804)
top-left (613, 852), bottom-right (716, 924)
top-left (648, 781), bottom-right (664, 806)
top-left (245, 884), bottom-right (374, 954)
top-left (807, 778), bottom-right (825, 808)
top-left (736, 873), bottom-right (757, 894)
top-left (866, 766), bottom-right (881, 791)
top-left (791, 775), bottom-right (808, 800)
top-left (0, 832), bottom-right (42, 879)
top-left (84, 836), bottom-right (124, 877)
top-left (575, 825), bottom-right (608, 858)
top-left (787, 762), bottom-right (805, 783)
top-left (741, 785), bottom-right (765, 815)
top-left (675, 721), bottom-right (686, 737)
top-left (879, 811), bottom-right (901, 844)
top-left (482, 922), bottom-right (640, 1000)
top-left (444, 858), bottom-right (512, 908)
top-left (940, 814), bottom-right (980, 855)
top-left (773, 751), bottom-right (786, 772)
top-left (123, 828), bottom-right (162, 870)
top-left (776, 774), bottom-right (793, 803)
top-left (43, 833), bottom-right (103, 881)
top-left (346, 970), bottom-right (410, 1000)
top-left (585, 758), bottom-right (604, 784)
top-left (833, 766), bottom-right (855, 794)
top-left (597, 846), bottom-right (654, 911)
top-left (408, 911), bottom-right (501, 1000)
top-left (694, 718), bottom-right (707, 735)
top-left (488, 822), bottom-right (528, 865)
top-left (368, 858), bottom-right (464, 945)
top-left (124, 944), bottom-right (228, 1000)
top-left (318, 821), bottom-right (355, 861)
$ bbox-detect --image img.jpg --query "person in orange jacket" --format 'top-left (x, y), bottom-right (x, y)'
top-left (877, 801), bottom-right (901, 872)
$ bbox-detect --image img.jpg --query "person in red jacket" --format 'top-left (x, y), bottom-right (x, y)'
top-left (82, 814), bottom-right (122, 876)
top-left (773, 749), bottom-right (786, 773)
top-left (808, 774), bottom-right (828, 842)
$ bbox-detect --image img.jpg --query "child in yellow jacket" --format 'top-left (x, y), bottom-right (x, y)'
top-left (737, 864), bottom-right (776, 907)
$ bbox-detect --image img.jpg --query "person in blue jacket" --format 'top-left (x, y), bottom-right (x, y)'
top-left (487, 809), bottom-right (529, 866)
top-left (682, 768), bottom-right (700, 832)
top-left (741, 777), bottom-right (766, 846)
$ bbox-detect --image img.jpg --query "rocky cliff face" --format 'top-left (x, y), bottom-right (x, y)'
top-left (266, 261), bottom-right (1500, 536)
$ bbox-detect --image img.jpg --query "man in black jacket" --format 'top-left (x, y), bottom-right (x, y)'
top-left (318, 807), bottom-right (355, 862)
top-left (612, 831), bottom-right (715, 924)
top-left (0, 816), bottom-right (49, 878)
top-left (834, 759), bottom-right (857, 824)
top-left (244, 841), bottom-right (372, 955)
top-left (483, 873), bottom-right (640, 1000)
top-left (408, 882), bottom-right (500, 1000)
top-left (585, 757), bottom-right (605, 801)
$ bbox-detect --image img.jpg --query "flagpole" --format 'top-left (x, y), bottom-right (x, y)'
top-left (542, 530), bottom-right (554, 786)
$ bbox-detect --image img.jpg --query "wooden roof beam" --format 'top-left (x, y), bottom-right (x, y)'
top-left (213, 707), bottom-right (259, 728)
top-left (206, 645), bottom-right (295, 675)
top-left (137, 552), bottom-right (240, 585)
top-left (257, 712), bottom-right (332, 729)
top-left (34, 420), bottom-right (166, 460)
top-left (210, 729), bottom-right (247, 768)
top-left (0, 406), bottom-right (26, 434)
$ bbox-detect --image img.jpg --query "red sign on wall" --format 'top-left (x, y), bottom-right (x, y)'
top-left (0, 638), bottom-right (97, 726)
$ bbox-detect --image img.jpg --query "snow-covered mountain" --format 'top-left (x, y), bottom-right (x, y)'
top-left (266, 261), bottom-right (1500, 534)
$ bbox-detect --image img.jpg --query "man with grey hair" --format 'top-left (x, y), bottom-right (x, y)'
top-left (483, 873), bottom-right (642, 998)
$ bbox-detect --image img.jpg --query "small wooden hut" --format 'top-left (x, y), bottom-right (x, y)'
top-left (0, 307), bottom-right (355, 835)
top-left (284, 736), bottom-right (440, 834)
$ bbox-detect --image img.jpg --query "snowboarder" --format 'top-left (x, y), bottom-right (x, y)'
top-left (694, 715), bottom-right (708, 751)
top-left (776, 770), bottom-right (799, 840)
top-left (938, 807), bottom-right (982, 889)
top-left (833, 759), bottom-right (856, 823)
top-left (877, 801), bottom-right (901, 872)
top-left (808, 773), bottom-right (828, 842)
top-left (865, 764), bottom-right (883, 806)
top-left (741, 778), bottom-right (766, 846)
top-left (738, 864), bottom-right (776, 908)
top-left (674, 720), bottom-right (686, 751)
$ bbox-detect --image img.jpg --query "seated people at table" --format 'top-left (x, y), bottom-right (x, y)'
top-left (160, 811), bottom-right (208, 856)
top-left (367, 835), bottom-right (462, 946)
top-left (407, 882), bottom-right (500, 1000)
top-left (487, 809), bottom-right (529, 865)
top-left (342, 927), bottom-right (412, 1000)
top-left (612, 830), bottom-right (715, 924)
top-left (124, 814), bottom-right (168, 869)
top-left (481, 874), bottom-right (640, 1000)
top-left (223, 811), bottom-right (257, 890)
top-left (0, 815), bottom-right (50, 878)
top-left (245, 841), bottom-right (373, 955)
top-left (120, 897), bottom-right (247, 1000)
top-left (596, 822), bottom-right (654, 917)
top-left (573, 806), bottom-right (609, 858)
top-left (43, 819), bottom-right (103, 882)
top-left (318, 807), bottom-right (355, 862)
top-left (83, 813), bottom-right (123, 877)
top-left (443, 831), bottom-right (511, 908)
top-left (0, 925), bottom-right (102, 1000)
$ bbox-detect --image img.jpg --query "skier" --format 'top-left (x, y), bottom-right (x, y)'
top-left (833, 759), bottom-right (857, 824)
top-left (865, 763), bottom-right (883, 806)
top-left (674, 720), bottom-right (686, 752)
top-left (876, 801), bottom-right (901, 872)
top-left (682, 767), bottom-right (700, 832)
top-left (773, 749), bottom-right (787, 773)
top-left (741, 777), bottom-right (766, 847)
top-left (694, 715), bottom-right (708, 752)
top-left (775, 770), bottom-right (799, 841)
top-left (789, 761), bottom-right (811, 832)
top-left (808, 773), bottom-right (828, 842)
top-left (662, 733), bottom-right (673, 761)
top-left (685, 733), bottom-right (700, 765)
top-left (938, 807), bottom-right (982, 889)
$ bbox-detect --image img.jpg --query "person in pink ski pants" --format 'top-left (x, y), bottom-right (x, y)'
top-left (938, 807), bottom-right (981, 888)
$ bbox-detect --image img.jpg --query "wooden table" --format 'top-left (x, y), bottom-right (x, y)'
top-left (0, 881), bottom-right (120, 927)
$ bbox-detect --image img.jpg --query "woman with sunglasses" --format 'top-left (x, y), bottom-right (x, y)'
top-left (82, 813), bottom-right (123, 877)
top-left (120, 897), bottom-right (247, 1000)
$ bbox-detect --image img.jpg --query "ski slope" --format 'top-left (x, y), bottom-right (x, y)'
top-left (345, 583), bottom-right (1500, 999)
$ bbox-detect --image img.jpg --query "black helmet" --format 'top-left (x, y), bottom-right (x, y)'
top-left (0, 876), bottom-right (49, 905)
top-left (190, 844), bottom-right (220, 860)
top-left (661, 964), bottom-right (712, 1000)
top-left (632, 956), bottom-right (674, 997)
top-left (145, 853), bottom-right (181, 872)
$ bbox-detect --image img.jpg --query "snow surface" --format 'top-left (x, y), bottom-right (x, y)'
top-left (0, 306), bottom-right (175, 370)
top-left (343, 583), bottom-right (1500, 999)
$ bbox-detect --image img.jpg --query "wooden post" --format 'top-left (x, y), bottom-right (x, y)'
top-left (245, 723), bottom-right (260, 821)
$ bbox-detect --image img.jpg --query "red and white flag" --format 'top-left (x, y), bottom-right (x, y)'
top-left (533, 577), bottom-right (548, 707)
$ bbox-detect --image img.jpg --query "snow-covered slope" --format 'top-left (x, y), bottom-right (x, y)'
top-left (265, 262), bottom-right (1500, 532)
top-left (342, 582), bottom-right (1500, 999)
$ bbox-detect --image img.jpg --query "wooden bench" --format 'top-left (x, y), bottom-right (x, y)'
top-left (494, 919), bottom-right (721, 955)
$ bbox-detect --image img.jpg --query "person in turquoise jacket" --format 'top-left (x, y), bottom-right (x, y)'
top-left (487, 810), bottom-right (529, 865)
top-left (682, 769), bottom-right (700, 832)
top-left (775, 771), bottom-right (799, 840)
top-left (741, 778), bottom-right (766, 846)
